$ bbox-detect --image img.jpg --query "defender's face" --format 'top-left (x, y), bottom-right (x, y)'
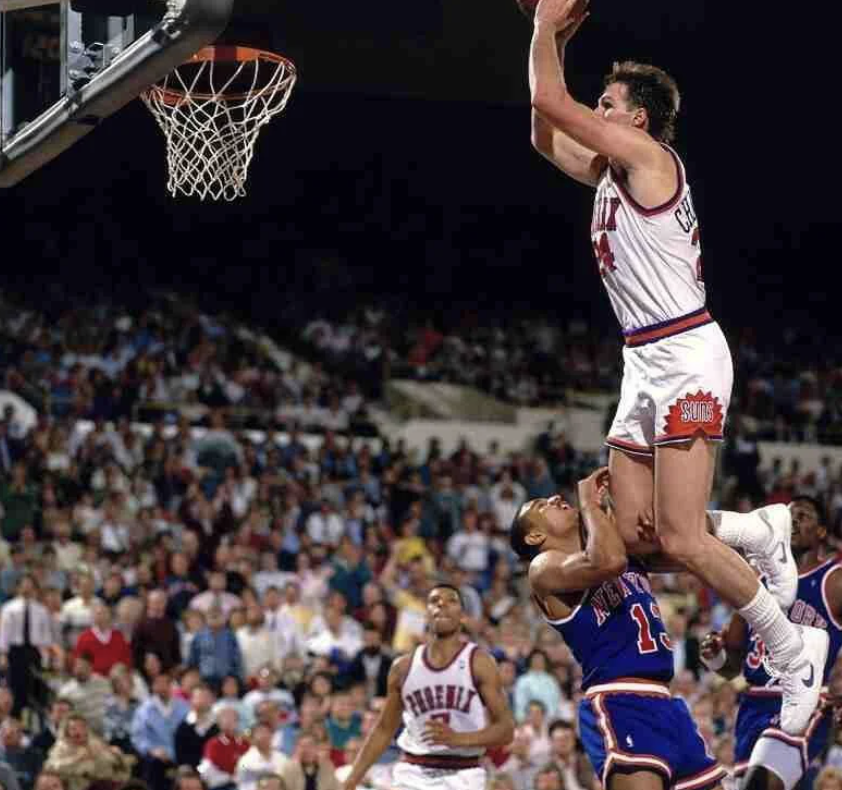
top-left (791, 501), bottom-right (825, 552)
top-left (426, 587), bottom-right (463, 636)
top-left (595, 82), bottom-right (638, 128)
top-left (519, 496), bottom-right (581, 550)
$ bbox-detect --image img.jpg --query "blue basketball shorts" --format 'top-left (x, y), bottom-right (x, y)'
top-left (733, 691), bottom-right (832, 790)
top-left (579, 680), bottom-right (726, 790)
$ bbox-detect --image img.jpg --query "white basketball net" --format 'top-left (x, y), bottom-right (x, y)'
top-left (141, 48), bottom-right (297, 202)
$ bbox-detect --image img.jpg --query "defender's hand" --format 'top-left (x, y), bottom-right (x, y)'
top-left (423, 718), bottom-right (459, 747)
top-left (577, 466), bottom-right (610, 505)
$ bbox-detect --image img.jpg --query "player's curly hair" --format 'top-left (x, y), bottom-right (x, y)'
top-left (605, 61), bottom-right (680, 144)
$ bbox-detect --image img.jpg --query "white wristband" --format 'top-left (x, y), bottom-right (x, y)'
top-left (701, 649), bottom-right (727, 672)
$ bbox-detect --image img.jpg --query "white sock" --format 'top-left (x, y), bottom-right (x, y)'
top-left (739, 584), bottom-right (802, 670)
top-left (708, 509), bottom-right (774, 555)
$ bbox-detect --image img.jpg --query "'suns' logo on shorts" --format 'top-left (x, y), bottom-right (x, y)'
top-left (681, 400), bottom-right (713, 424)
top-left (663, 391), bottom-right (724, 439)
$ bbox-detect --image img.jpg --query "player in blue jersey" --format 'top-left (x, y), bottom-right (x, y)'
top-left (511, 467), bottom-right (727, 790)
top-left (700, 496), bottom-right (842, 790)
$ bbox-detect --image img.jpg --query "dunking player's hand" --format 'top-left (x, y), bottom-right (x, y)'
top-left (535, 0), bottom-right (589, 40)
top-left (423, 718), bottom-right (459, 747)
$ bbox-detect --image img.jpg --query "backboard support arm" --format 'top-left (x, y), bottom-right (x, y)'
top-left (0, 0), bottom-right (234, 187)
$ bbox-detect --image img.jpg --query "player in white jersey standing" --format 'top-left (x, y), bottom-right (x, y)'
top-left (341, 584), bottom-right (513, 790)
top-left (526, 0), bottom-right (827, 735)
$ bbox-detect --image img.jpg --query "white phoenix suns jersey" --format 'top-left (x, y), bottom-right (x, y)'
top-left (397, 642), bottom-right (487, 758)
top-left (591, 144), bottom-right (708, 340)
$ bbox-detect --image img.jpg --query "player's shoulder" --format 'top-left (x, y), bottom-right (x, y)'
top-left (468, 644), bottom-right (500, 678)
top-left (388, 650), bottom-right (417, 686)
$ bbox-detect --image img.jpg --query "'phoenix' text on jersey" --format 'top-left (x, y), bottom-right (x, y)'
top-left (404, 684), bottom-right (478, 717)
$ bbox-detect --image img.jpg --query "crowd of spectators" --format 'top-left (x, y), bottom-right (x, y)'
top-left (299, 307), bottom-right (842, 447)
top-left (0, 290), bottom-right (374, 436)
top-left (0, 287), bottom-right (841, 790)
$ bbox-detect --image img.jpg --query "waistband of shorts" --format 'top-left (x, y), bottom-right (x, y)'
top-left (623, 308), bottom-right (713, 347)
top-left (584, 679), bottom-right (672, 698)
top-left (401, 753), bottom-right (481, 770)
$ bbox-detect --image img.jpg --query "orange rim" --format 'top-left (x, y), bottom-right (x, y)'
top-left (142, 45), bottom-right (297, 106)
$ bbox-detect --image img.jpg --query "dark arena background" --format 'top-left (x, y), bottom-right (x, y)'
top-left (0, 2), bottom-right (842, 789)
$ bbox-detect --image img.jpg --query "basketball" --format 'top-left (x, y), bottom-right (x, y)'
top-left (515, 0), bottom-right (538, 19)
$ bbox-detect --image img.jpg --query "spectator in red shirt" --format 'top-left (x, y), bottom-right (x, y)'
top-left (198, 707), bottom-right (249, 790)
top-left (74, 601), bottom-right (132, 677)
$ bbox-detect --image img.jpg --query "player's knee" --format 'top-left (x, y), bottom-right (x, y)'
top-left (655, 517), bottom-right (696, 565)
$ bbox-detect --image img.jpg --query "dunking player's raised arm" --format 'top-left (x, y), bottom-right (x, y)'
top-left (342, 655), bottom-right (409, 790)
top-left (529, 0), bottom-right (666, 173)
top-left (423, 649), bottom-right (514, 750)
top-left (528, 468), bottom-right (627, 599)
top-left (531, 98), bottom-right (605, 187)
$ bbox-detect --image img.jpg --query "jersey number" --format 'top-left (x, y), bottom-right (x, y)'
top-left (630, 603), bottom-right (673, 654)
top-left (593, 232), bottom-right (617, 277)
top-left (630, 603), bottom-right (658, 654)
top-left (746, 634), bottom-right (766, 670)
top-left (430, 713), bottom-right (451, 724)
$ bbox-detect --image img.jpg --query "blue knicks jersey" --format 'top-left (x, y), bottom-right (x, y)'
top-left (546, 559), bottom-right (674, 689)
top-left (744, 557), bottom-right (842, 688)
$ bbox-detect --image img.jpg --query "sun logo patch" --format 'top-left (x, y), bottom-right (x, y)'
top-left (663, 390), bottom-right (724, 438)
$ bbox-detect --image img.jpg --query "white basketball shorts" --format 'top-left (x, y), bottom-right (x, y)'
top-left (391, 761), bottom-right (487, 790)
top-left (606, 316), bottom-right (733, 457)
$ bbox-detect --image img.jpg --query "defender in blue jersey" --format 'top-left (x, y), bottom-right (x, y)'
top-left (701, 497), bottom-right (842, 790)
top-left (511, 467), bottom-right (726, 790)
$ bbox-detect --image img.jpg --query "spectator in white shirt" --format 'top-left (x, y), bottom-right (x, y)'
top-left (305, 499), bottom-right (345, 551)
top-left (252, 554), bottom-right (294, 600)
top-left (99, 498), bottom-right (131, 555)
top-left (306, 595), bottom-right (363, 662)
top-left (59, 570), bottom-right (102, 648)
top-left (235, 721), bottom-right (290, 790)
top-left (236, 605), bottom-right (276, 683)
top-left (490, 473), bottom-right (526, 532)
top-left (52, 522), bottom-right (83, 574)
top-left (0, 574), bottom-right (55, 717)
top-left (446, 509), bottom-right (490, 573)
top-left (190, 571), bottom-right (242, 619)
top-left (58, 653), bottom-right (111, 734)
top-left (242, 666), bottom-right (294, 725)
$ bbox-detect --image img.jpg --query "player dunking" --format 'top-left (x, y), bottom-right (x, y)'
top-left (341, 584), bottom-right (514, 790)
top-left (526, 0), bottom-right (826, 733)
top-left (512, 467), bottom-right (727, 790)
top-left (701, 497), bottom-right (842, 790)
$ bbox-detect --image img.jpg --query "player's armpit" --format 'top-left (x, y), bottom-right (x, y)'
top-left (531, 110), bottom-right (606, 187)
top-left (529, 546), bottom-right (626, 597)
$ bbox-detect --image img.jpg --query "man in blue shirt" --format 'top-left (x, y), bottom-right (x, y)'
top-left (187, 607), bottom-right (243, 693)
top-left (131, 671), bottom-right (189, 788)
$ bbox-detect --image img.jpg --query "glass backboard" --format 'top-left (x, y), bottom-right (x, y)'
top-left (0, 0), bottom-right (235, 186)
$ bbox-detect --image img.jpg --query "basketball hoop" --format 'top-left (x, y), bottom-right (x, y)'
top-left (141, 45), bottom-right (297, 202)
